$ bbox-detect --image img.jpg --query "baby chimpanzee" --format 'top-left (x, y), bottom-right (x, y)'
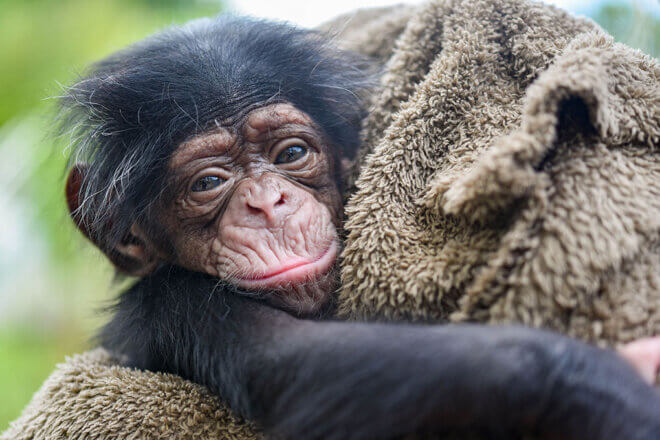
top-left (64, 16), bottom-right (660, 440)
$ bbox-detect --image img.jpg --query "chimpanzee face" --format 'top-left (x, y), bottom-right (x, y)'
top-left (161, 103), bottom-right (343, 314)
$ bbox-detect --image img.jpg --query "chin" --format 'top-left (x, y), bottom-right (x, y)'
top-left (264, 263), bottom-right (340, 317)
top-left (225, 239), bottom-right (341, 316)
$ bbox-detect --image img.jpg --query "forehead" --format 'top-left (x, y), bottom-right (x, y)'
top-left (169, 103), bottom-right (314, 168)
top-left (242, 103), bottom-right (313, 140)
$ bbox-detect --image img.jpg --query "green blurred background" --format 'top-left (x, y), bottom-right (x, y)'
top-left (0, 0), bottom-right (657, 430)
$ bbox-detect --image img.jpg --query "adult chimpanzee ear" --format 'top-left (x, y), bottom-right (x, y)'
top-left (66, 164), bottom-right (161, 276)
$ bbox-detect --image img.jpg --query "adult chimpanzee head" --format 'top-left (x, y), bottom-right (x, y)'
top-left (63, 16), bottom-right (375, 314)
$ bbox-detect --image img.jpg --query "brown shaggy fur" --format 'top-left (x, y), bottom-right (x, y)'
top-left (338, 0), bottom-right (660, 346)
top-left (3, 0), bottom-right (658, 438)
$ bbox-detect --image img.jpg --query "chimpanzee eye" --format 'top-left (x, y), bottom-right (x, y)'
top-left (275, 145), bottom-right (307, 164)
top-left (191, 175), bottom-right (224, 192)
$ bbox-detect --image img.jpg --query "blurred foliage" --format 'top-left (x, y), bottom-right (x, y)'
top-left (0, 329), bottom-right (80, 426)
top-left (0, 0), bottom-right (657, 431)
top-left (593, 2), bottom-right (659, 57)
top-left (0, 0), bottom-right (222, 127)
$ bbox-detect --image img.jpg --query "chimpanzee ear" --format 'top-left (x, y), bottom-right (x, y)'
top-left (65, 164), bottom-right (160, 276)
top-left (66, 164), bottom-right (92, 239)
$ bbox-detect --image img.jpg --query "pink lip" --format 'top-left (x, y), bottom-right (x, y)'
top-left (235, 241), bottom-right (338, 288)
top-left (245, 259), bottom-right (318, 281)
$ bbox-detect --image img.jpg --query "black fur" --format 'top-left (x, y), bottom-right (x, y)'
top-left (101, 266), bottom-right (660, 439)
top-left (61, 16), bottom-right (375, 249)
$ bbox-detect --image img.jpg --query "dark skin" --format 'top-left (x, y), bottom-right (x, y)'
top-left (66, 101), bottom-right (660, 440)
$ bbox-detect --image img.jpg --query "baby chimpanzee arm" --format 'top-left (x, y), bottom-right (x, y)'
top-left (101, 268), bottom-right (660, 440)
top-left (230, 306), bottom-right (659, 439)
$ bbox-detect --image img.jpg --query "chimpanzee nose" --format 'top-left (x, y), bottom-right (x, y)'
top-left (246, 191), bottom-right (285, 217)
top-left (241, 176), bottom-right (287, 222)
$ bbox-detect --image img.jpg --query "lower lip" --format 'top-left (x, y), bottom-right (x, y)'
top-left (235, 241), bottom-right (338, 289)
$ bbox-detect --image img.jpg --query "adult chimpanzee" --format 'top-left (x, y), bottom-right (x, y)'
top-left (62, 16), bottom-right (660, 440)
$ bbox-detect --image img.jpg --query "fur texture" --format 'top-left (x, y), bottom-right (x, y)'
top-left (338, 0), bottom-right (660, 347)
top-left (1, 349), bottom-right (260, 439)
top-left (3, 0), bottom-right (659, 438)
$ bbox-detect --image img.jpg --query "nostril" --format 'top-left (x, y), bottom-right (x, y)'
top-left (245, 192), bottom-right (284, 216)
top-left (246, 203), bottom-right (262, 215)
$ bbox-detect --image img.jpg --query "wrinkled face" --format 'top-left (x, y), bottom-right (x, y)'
top-left (164, 103), bottom-right (342, 314)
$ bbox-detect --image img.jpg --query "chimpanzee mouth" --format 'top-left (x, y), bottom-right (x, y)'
top-left (234, 240), bottom-right (338, 289)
